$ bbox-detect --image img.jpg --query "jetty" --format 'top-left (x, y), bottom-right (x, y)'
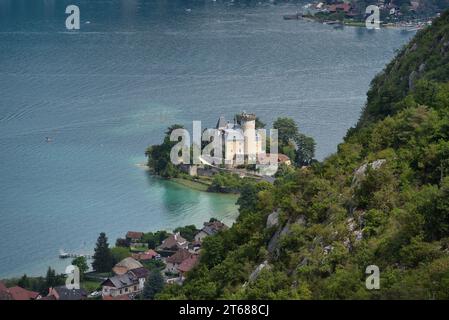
top-left (59, 249), bottom-right (92, 259)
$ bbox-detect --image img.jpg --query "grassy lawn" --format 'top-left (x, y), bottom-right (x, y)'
top-left (81, 279), bottom-right (102, 293)
top-left (172, 177), bottom-right (210, 192)
top-left (130, 245), bottom-right (148, 252)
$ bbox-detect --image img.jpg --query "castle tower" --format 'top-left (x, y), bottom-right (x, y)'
top-left (241, 112), bottom-right (257, 163)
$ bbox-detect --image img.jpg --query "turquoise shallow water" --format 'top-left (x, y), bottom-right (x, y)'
top-left (0, 0), bottom-right (413, 278)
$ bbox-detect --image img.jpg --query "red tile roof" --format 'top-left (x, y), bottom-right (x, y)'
top-left (277, 154), bottom-right (291, 164)
top-left (257, 153), bottom-right (291, 164)
top-left (178, 255), bottom-right (199, 273)
top-left (158, 233), bottom-right (187, 251)
top-left (329, 3), bottom-right (352, 13)
top-left (166, 249), bottom-right (192, 265)
top-left (7, 286), bottom-right (40, 300)
top-left (0, 281), bottom-right (10, 300)
top-left (126, 231), bottom-right (144, 240)
top-left (132, 249), bottom-right (158, 261)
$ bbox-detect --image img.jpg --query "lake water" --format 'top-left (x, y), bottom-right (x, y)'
top-left (0, 0), bottom-right (413, 278)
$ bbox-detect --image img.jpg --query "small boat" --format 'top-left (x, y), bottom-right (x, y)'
top-left (45, 137), bottom-right (52, 143)
top-left (59, 249), bottom-right (69, 259)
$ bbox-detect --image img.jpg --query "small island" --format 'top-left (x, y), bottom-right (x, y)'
top-left (144, 112), bottom-right (316, 194)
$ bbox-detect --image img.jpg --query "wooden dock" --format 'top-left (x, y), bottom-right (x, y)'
top-left (59, 249), bottom-right (92, 259)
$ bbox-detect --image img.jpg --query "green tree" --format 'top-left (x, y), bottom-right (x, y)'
top-left (92, 232), bottom-right (113, 273)
top-left (173, 225), bottom-right (198, 242)
top-left (111, 247), bottom-right (131, 264)
top-left (44, 267), bottom-right (64, 289)
top-left (273, 117), bottom-right (316, 166)
top-left (294, 133), bottom-right (316, 166)
top-left (273, 117), bottom-right (299, 148)
top-left (143, 230), bottom-right (169, 249)
top-left (142, 271), bottom-right (164, 300)
top-left (201, 235), bottom-right (225, 268)
top-left (145, 124), bottom-right (184, 178)
top-left (421, 177), bottom-right (449, 240)
top-left (71, 256), bottom-right (89, 280)
top-left (18, 274), bottom-right (30, 289)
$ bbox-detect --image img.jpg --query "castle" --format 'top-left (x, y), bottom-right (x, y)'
top-left (215, 112), bottom-right (265, 166)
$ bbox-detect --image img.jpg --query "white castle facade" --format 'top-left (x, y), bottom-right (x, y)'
top-left (215, 112), bottom-right (265, 166)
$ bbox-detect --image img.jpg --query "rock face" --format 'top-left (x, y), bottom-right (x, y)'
top-left (419, 63), bottom-right (426, 73)
top-left (266, 211), bottom-right (279, 228)
top-left (267, 223), bottom-right (290, 256)
top-left (352, 159), bottom-right (386, 188)
top-left (248, 260), bottom-right (270, 283)
top-left (409, 70), bottom-right (417, 89)
top-left (267, 214), bottom-right (307, 258)
top-left (295, 215), bottom-right (306, 226)
top-left (323, 245), bottom-right (333, 255)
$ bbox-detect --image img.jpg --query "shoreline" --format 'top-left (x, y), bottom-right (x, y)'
top-left (302, 14), bottom-right (429, 31)
top-left (137, 163), bottom-right (242, 195)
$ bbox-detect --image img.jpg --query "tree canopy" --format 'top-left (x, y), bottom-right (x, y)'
top-left (92, 232), bottom-right (113, 273)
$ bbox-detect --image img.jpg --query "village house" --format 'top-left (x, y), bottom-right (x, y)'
top-left (101, 267), bottom-right (149, 299)
top-left (126, 231), bottom-right (144, 244)
top-left (165, 249), bottom-right (196, 275)
top-left (0, 282), bottom-right (40, 300)
top-left (132, 249), bottom-right (159, 262)
top-left (194, 220), bottom-right (228, 243)
top-left (257, 153), bottom-right (291, 166)
top-left (44, 286), bottom-right (88, 300)
top-left (112, 257), bottom-right (144, 275)
top-left (328, 2), bottom-right (352, 13)
top-left (177, 255), bottom-right (199, 281)
top-left (157, 232), bottom-right (188, 253)
top-left (188, 240), bottom-right (202, 253)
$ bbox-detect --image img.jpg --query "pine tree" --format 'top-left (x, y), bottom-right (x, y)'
top-left (45, 267), bottom-right (57, 288)
top-left (142, 271), bottom-right (164, 300)
top-left (18, 274), bottom-right (30, 289)
top-left (92, 232), bottom-right (113, 273)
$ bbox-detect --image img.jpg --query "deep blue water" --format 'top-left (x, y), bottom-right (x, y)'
top-left (0, 0), bottom-right (413, 278)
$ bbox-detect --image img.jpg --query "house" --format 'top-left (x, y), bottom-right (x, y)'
top-left (194, 220), bottom-right (228, 243)
top-left (126, 231), bottom-right (144, 243)
top-left (46, 286), bottom-right (87, 300)
top-left (188, 240), bottom-right (202, 253)
top-left (256, 153), bottom-right (291, 166)
top-left (178, 255), bottom-right (199, 280)
top-left (7, 286), bottom-right (40, 300)
top-left (0, 281), bottom-right (9, 300)
top-left (132, 249), bottom-right (159, 262)
top-left (112, 257), bottom-right (144, 275)
top-left (165, 249), bottom-right (195, 274)
top-left (157, 232), bottom-right (188, 253)
top-left (328, 3), bottom-right (352, 13)
top-left (101, 267), bottom-right (149, 299)
top-left (0, 282), bottom-right (40, 300)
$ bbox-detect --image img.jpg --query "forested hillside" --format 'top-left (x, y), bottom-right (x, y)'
top-left (159, 10), bottom-right (449, 300)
